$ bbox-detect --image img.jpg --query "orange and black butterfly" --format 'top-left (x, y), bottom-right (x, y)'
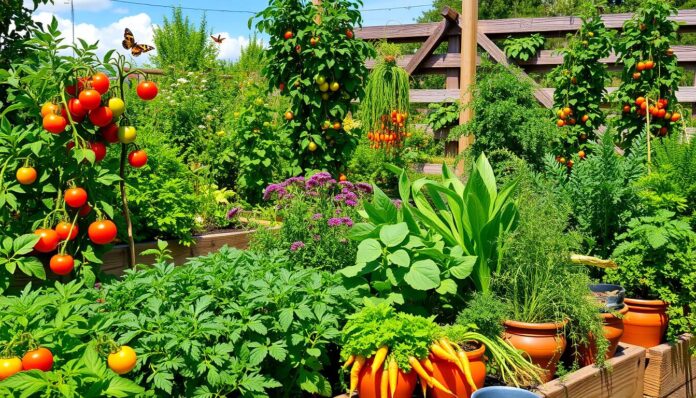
top-left (211, 34), bottom-right (225, 44)
top-left (122, 28), bottom-right (154, 57)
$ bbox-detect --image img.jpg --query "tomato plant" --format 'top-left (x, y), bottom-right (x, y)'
top-left (614, 0), bottom-right (683, 148)
top-left (551, 9), bottom-right (613, 164)
top-left (254, 0), bottom-right (373, 174)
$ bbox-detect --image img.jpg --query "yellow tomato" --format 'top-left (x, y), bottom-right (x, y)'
top-left (108, 346), bottom-right (137, 375)
top-left (117, 126), bottom-right (137, 144)
top-left (319, 82), bottom-right (329, 92)
top-left (308, 142), bottom-right (318, 152)
top-left (329, 82), bottom-right (340, 92)
top-left (108, 98), bottom-right (126, 117)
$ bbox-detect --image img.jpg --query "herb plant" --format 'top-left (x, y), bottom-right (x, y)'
top-left (503, 34), bottom-right (544, 61)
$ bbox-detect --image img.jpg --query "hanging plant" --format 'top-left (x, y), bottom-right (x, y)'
top-left (361, 42), bottom-right (410, 154)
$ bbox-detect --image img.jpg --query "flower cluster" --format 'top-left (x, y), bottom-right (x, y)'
top-left (290, 241), bottom-right (305, 252)
top-left (328, 217), bottom-right (354, 227)
top-left (263, 173), bottom-right (372, 203)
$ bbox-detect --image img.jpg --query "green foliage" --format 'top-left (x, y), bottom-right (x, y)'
top-left (546, 129), bottom-right (646, 257)
top-left (151, 7), bottom-right (218, 70)
top-left (605, 210), bottom-right (696, 341)
top-left (230, 83), bottom-right (290, 204)
top-left (493, 173), bottom-right (609, 367)
top-left (614, 0), bottom-right (684, 147)
top-left (251, 173), bottom-right (369, 273)
top-left (503, 34), bottom-right (545, 61)
top-left (635, 135), bottom-right (696, 222)
top-left (340, 303), bottom-right (436, 371)
top-left (254, 0), bottom-right (373, 173)
top-left (0, 234), bottom-right (44, 292)
top-left (360, 43), bottom-right (410, 134)
top-left (0, 281), bottom-right (144, 397)
top-left (456, 292), bottom-right (509, 339)
top-left (551, 11), bottom-right (613, 157)
top-left (452, 59), bottom-right (555, 169)
top-left (425, 102), bottom-right (460, 132)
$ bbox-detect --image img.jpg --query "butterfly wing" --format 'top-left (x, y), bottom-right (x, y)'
top-left (131, 44), bottom-right (154, 57)
top-left (122, 28), bottom-right (135, 50)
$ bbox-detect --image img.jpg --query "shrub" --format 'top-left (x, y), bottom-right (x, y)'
top-left (251, 173), bottom-right (371, 272)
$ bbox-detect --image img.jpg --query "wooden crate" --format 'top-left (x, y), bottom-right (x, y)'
top-left (535, 343), bottom-right (646, 398)
top-left (643, 334), bottom-right (695, 398)
top-left (101, 229), bottom-right (257, 276)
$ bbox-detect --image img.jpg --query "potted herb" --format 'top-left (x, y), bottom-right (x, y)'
top-left (577, 283), bottom-right (628, 366)
top-left (605, 210), bottom-right (696, 347)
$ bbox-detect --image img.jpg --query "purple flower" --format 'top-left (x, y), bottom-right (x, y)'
top-left (328, 217), bottom-right (343, 227)
top-left (356, 182), bottom-right (373, 194)
top-left (392, 199), bottom-right (402, 209)
top-left (341, 217), bottom-right (354, 227)
top-left (339, 181), bottom-right (355, 190)
top-left (306, 172), bottom-right (336, 190)
top-left (290, 241), bottom-right (305, 251)
top-left (285, 176), bottom-right (305, 187)
top-left (334, 194), bottom-right (345, 202)
top-left (345, 199), bottom-right (358, 207)
top-left (226, 207), bottom-right (241, 219)
top-left (335, 208), bottom-right (342, 215)
top-left (312, 213), bottom-right (323, 220)
top-left (263, 183), bottom-right (287, 200)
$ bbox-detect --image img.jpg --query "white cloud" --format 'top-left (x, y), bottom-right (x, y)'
top-left (113, 7), bottom-right (129, 14)
top-left (31, 0), bottom-right (113, 13)
top-left (32, 11), bottom-right (156, 64)
top-left (213, 32), bottom-right (250, 61)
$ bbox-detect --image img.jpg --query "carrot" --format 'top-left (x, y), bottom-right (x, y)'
top-left (342, 354), bottom-right (355, 370)
top-left (421, 357), bottom-right (434, 373)
top-left (388, 358), bottom-right (398, 397)
top-left (430, 377), bottom-right (456, 396)
top-left (380, 368), bottom-right (389, 398)
top-left (408, 356), bottom-right (432, 385)
top-left (349, 356), bottom-right (366, 396)
top-left (372, 345), bottom-right (389, 377)
top-left (419, 374), bottom-right (428, 397)
top-left (430, 344), bottom-right (462, 371)
top-left (440, 339), bottom-right (466, 374)
top-left (457, 349), bottom-right (478, 392)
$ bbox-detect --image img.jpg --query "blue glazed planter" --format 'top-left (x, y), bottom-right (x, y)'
top-left (471, 386), bottom-right (538, 398)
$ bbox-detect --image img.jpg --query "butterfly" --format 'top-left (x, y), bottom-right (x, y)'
top-left (211, 34), bottom-right (225, 44)
top-left (122, 28), bottom-right (155, 57)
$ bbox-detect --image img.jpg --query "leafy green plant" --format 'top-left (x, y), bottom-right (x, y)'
top-left (614, 0), bottom-right (684, 148)
top-left (452, 59), bottom-right (554, 169)
top-left (152, 7), bottom-right (218, 71)
top-left (425, 102), bottom-right (460, 132)
top-left (550, 9), bottom-right (613, 160)
top-left (254, 0), bottom-right (373, 173)
top-left (456, 292), bottom-right (509, 339)
top-left (503, 34), bottom-right (544, 61)
top-left (605, 210), bottom-right (696, 341)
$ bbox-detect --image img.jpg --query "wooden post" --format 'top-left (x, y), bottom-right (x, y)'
top-left (458, 0), bottom-right (478, 158)
top-left (312, 0), bottom-right (321, 24)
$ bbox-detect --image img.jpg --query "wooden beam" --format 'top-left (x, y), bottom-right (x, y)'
top-left (476, 31), bottom-right (554, 108)
top-left (404, 18), bottom-right (451, 74)
top-left (458, 0), bottom-right (478, 158)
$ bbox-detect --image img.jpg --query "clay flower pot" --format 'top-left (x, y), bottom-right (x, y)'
top-left (358, 357), bottom-right (417, 398)
top-left (430, 344), bottom-right (487, 398)
top-left (504, 319), bottom-right (567, 383)
top-left (620, 298), bottom-right (669, 348)
top-left (578, 305), bottom-right (629, 366)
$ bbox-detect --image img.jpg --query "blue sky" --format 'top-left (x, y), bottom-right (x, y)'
top-left (30, 0), bottom-right (431, 62)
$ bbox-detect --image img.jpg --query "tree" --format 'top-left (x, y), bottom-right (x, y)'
top-left (152, 7), bottom-right (217, 71)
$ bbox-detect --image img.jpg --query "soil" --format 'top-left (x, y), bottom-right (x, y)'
top-left (592, 289), bottom-right (622, 298)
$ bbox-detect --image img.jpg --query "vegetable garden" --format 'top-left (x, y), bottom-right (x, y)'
top-left (0, 0), bottom-right (695, 397)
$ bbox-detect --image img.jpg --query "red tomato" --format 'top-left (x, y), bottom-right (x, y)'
top-left (65, 78), bottom-right (85, 96)
top-left (91, 72), bottom-right (110, 94)
top-left (128, 150), bottom-right (148, 168)
top-left (64, 187), bottom-right (88, 208)
top-left (66, 141), bottom-right (75, 152)
top-left (89, 141), bottom-right (107, 162)
top-left (43, 114), bottom-right (67, 134)
top-left (88, 220), bottom-right (117, 244)
top-left (50, 254), bottom-right (74, 275)
top-left (68, 98), bottom-right (87, 118)
top-left (40, 102), bottom-right (59, 117)
top-left (34, 228), bottom-right (59, 253)
top-left (89, 106), bottom-right (113, 127)
top-left (0, 357), bottom-right (22, 380)
top-left (100, 123), bottom-right (120, 144)
top-left (346, 29), bottom-right (354, 39)
top-left (22, 348), bottom-right (54, 371)
top-left (78, 89), bottom-right (101, 110)
top-left (78, 204), bottom-right (92, 217)
top-left (136, 81), bottom-right (158, 100)
top-left (55, 221), bottom-right (79, 241)
top-left (283, 31), bottom-right (293, 40)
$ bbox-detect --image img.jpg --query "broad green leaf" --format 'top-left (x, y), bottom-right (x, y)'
top-left (404, 260), bottom-right (440, 290)
top-left (449, 256), bottom-right (477, 279)
top-left (379, 223), bottom-right (409, 247)
top-left (387, 249), bottom-right (410, 267)
top-left (436, 278), bottom-right (458, 295)
top-left (356, 239), bottom-right (382, 263)
top-left (13, 234), bottom-right (40, 255)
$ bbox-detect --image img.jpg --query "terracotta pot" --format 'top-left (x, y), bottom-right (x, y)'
top-left (430, 344), bottom-right (487, 398)
top-left (578, 305), bottom-right (629, 366)
top-left (620, 298), bottom-right (669, 348)
top-left (503, 319), bottom-right (567, 383)
top-left (358, 357), bottom-right (417, 398)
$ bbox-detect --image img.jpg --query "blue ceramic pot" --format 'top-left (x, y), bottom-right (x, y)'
top-left (471, 386), bottom-right (538, 398)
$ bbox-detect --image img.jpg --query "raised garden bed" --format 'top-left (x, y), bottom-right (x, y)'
top-left (101, 229), bottom-right (257, 276)
top-left (643, 334), bottom-right (695, 398)
top-left (534, 343), bottom-right (646, 398)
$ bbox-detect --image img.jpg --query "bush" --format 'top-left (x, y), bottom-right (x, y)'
top-left (452, 59), bottom-right (555, 169)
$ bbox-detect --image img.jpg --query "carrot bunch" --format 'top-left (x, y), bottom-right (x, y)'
top-left (366, 110), bottom-right (411, 152)
top-left (343, 337), bottom-right (479, 397)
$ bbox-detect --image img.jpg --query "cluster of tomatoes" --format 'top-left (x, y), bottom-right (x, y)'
top-left (20, 72), bottom-right (159, 276)
top-left (631, 59), bottom-right (656, 80)
top-left (0, 344), bottom-right (137, 381)
top-left (366, 110), bottom-right (411, 151)
top-left (626, 96), bottom-right (681, 136)
top-left (555, 106), bottom-right (590, 128)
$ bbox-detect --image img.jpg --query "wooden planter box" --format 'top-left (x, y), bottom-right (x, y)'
top-left (535, 343), bottom-right (646, 398)
top-left (643, 334), bottom-right (695, 398)
top-left (101, 229), bottom-right (257, 277)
